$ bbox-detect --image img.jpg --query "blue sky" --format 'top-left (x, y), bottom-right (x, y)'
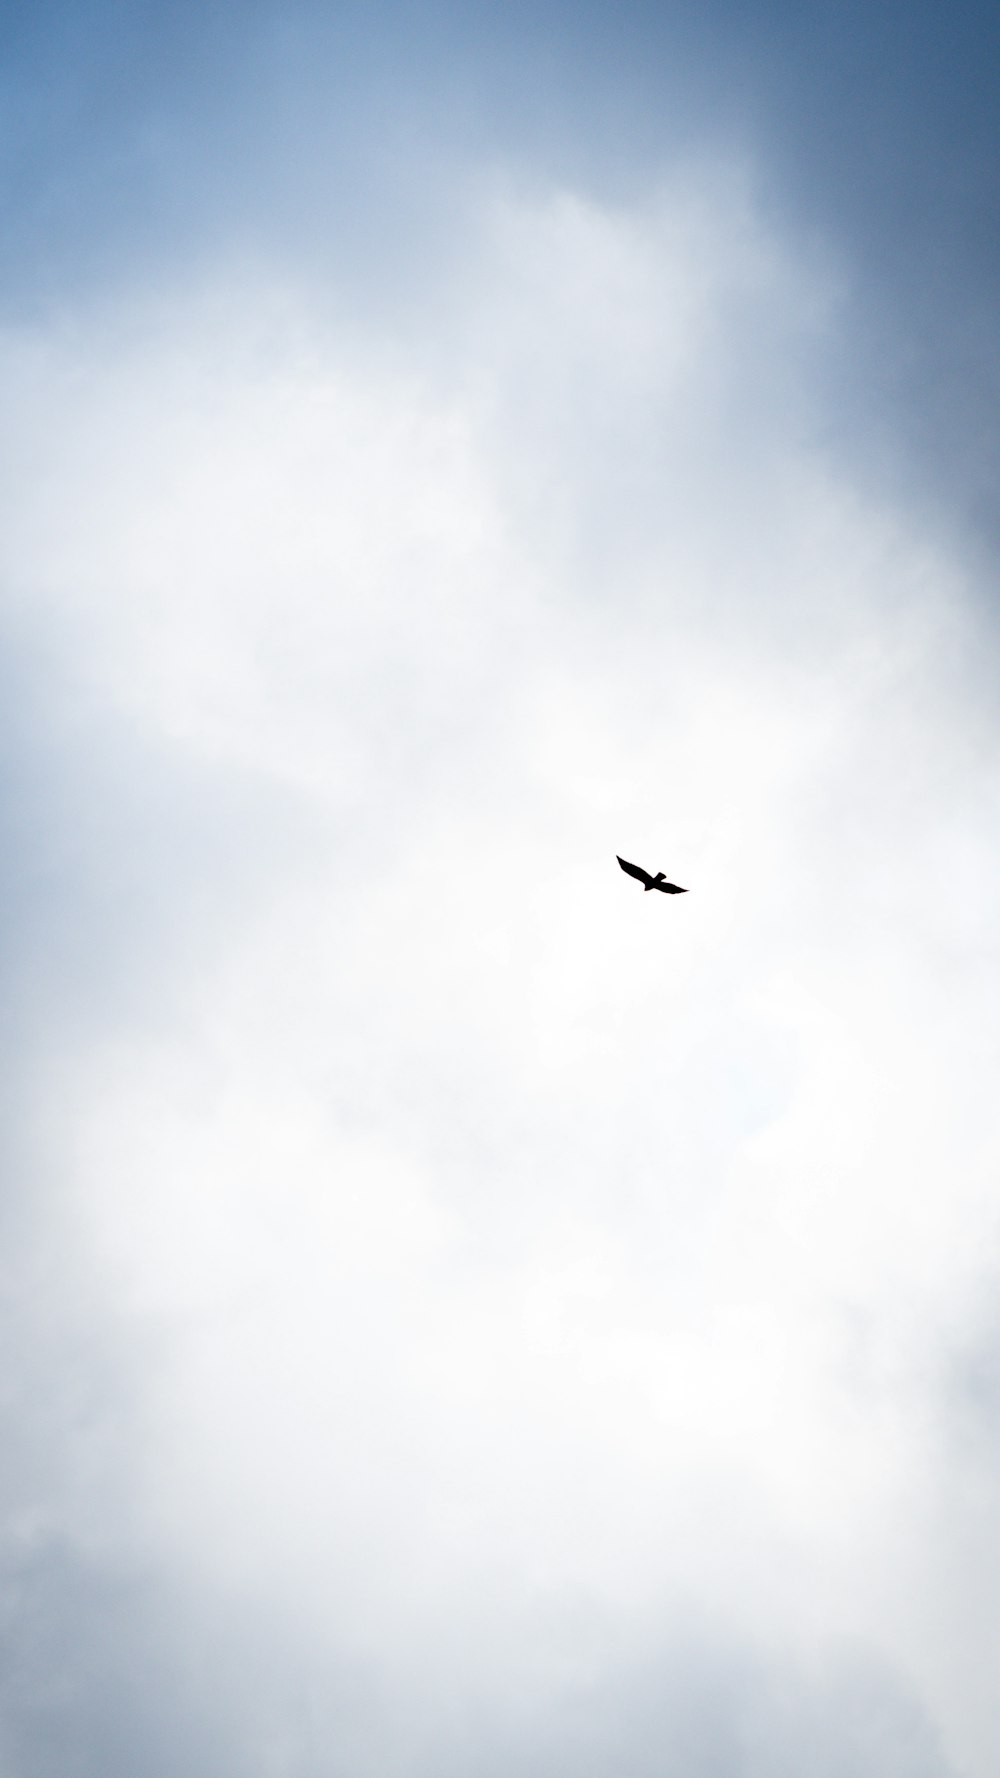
top-left (4, 0), bottom-right (999, 527)
top-left (3, 6), bottom-right (1000, 1776)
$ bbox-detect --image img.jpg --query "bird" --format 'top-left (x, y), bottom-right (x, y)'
top-left (617, 855), bottom-right (687, 894)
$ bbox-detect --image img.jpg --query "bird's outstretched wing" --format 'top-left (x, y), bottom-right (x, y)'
top-left (617, 855), bottom-right (653, 886)
top-left (655, 881), bottom-right (687, 895)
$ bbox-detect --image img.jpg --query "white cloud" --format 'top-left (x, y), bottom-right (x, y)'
top-left (2, 169), bottom-right (997, 1774)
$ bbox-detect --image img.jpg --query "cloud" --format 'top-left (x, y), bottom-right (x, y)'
top-left (1, 167), bottom-right (997, 1774)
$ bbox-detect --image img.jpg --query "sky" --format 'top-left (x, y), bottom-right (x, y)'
top-left (2, 4), bottom-right (1000, 1775)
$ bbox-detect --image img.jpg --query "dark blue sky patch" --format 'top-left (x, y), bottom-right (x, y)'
top-left (2, 0), bottom-right (998, 536)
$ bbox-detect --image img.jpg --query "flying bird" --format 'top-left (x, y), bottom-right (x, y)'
top-left (617, 855), bottom-right (687, 894)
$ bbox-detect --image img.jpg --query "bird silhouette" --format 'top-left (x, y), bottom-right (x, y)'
top-left (617, 855), bottom-right (687, 894)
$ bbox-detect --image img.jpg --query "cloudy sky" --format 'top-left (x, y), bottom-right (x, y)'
top-left (3, 4), bottom-right (1000, 1774)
